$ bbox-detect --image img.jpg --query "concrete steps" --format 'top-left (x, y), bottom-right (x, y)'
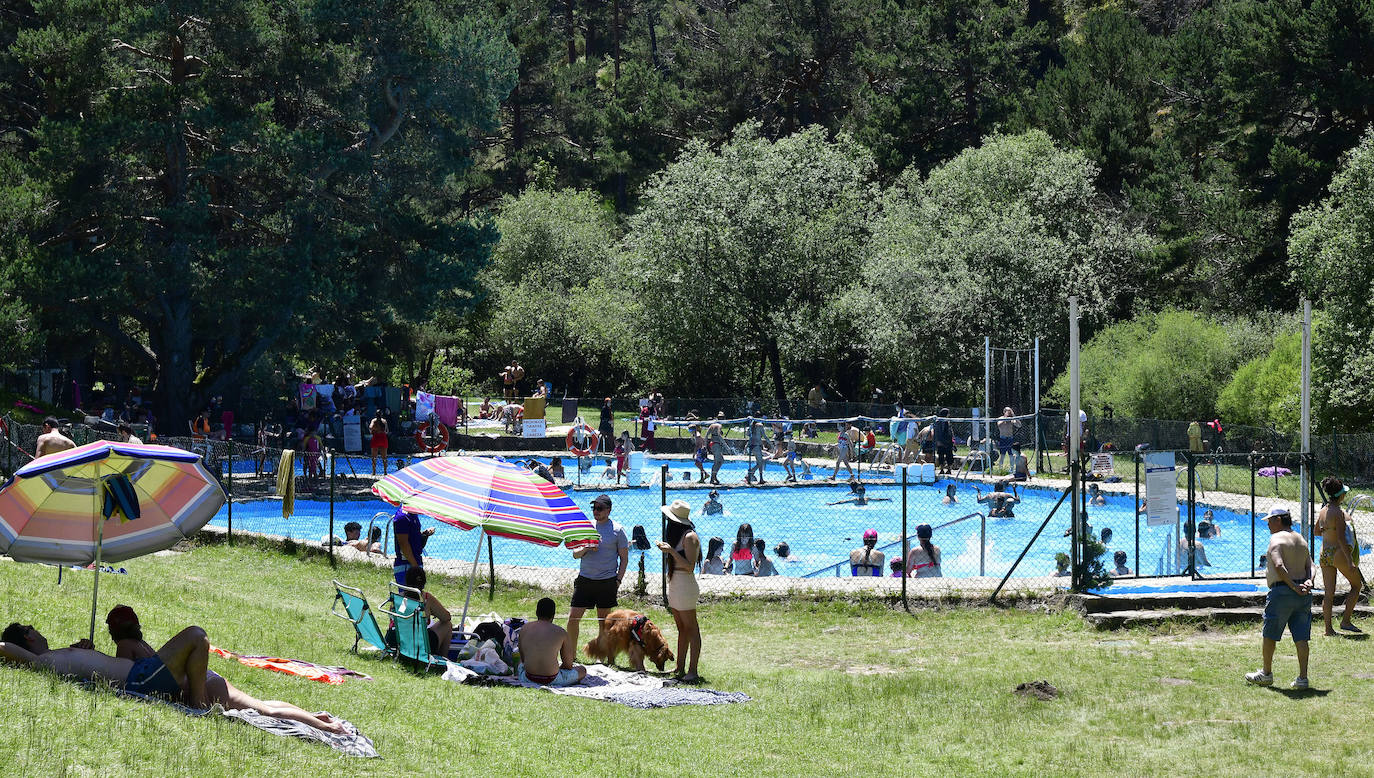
top-left (1070, 588), bottom-right (1373, 630)
top-left (1085, 604), bottom-right (1374, 630)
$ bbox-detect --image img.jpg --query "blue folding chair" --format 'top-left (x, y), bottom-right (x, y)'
top-left (330, 581), bottom-right (393, 656)
top-left (379, 584), bottom-right (451, 672)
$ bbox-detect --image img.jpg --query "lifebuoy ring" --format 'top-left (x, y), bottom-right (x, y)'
top-left (414, 421), bottom-right (449, 454)
top-left (567, 425), bottom-right (599, 457)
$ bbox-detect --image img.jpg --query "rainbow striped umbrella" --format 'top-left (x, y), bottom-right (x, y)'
top-left (372, 456), bottom-right (599, 626)
top-left (0, 440), bottom-right (225, 639)
top-left (371, 456), bottom-right (598, 548)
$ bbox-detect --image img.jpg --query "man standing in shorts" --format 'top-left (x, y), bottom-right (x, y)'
top-left (1246, 505), bottom-right (1314, 690)
top-left (567, 494), bottom-right (628, 661)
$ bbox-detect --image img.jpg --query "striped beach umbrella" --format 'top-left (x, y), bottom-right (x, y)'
top-left (371, 456), bottom-right (598, 548)
top-left (372, 456), bottom-right (599, 626)
top-left (0, 440), bottom-right (225, 638)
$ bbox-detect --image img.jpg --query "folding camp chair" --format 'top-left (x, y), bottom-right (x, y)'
top-left (378, 583), bottom-right (451, 673)
top-left (330, 581), bottom-right (394, 656)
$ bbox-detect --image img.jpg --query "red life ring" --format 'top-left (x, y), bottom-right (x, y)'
top-left (566, 425), bottom-right (599, 457)
top-left (414, 421), bottom-right (450, 454)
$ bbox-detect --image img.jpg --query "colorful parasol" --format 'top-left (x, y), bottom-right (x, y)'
top-left (372, 456), bottom-right (599, 625)
top-left (0, 440), bottom-right (225, 639)
top-left (371, 456), bottom-right (598, 548)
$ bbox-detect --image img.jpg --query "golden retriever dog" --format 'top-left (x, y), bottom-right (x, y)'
top-left (584, 609), bottom-right (674, 672)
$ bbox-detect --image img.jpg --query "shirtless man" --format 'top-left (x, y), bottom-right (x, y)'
top-left (35, 417), bottom-right (76, 458)
top-left (1246, 505), bottom-right (1313, 689)
top-left (976, 481), bottom-right (1021, 517)
top-left (517, 597), bottom-right (585, 687)
top-left (1, 622), bottom-right (210, 708)
top-left (369, 408), bottom-right (389, 476)
top-left (1316, 477), bottom-right (1364, 635)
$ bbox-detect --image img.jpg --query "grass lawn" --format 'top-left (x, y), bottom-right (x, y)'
top-left (4, 541), bottom-right (1372, 777)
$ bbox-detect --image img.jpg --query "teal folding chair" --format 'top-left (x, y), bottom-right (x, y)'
top-left (378, 583), bottom-right (450, 672)
top-left (331, 581), bottom-right (393, 656)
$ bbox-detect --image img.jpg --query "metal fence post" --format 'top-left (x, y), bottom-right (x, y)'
top-left (979, 514), bottom-right (986, 577)
top-left (1249, 452), bottom-right (1256, 578)
top-left (226, 439), bottom-right (234, 548)
top-left (1186, 452), bottom-right (1197, 579)
top-left (1134, 456), bottom-right (1140, 578)
top-left (660, 464), bottom-right (669, 602)
top-left (328, 450), bottom-right (336, 568)
top-left (901, 466), bottom-right (909, 612)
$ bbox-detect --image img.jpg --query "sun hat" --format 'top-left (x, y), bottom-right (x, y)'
top-left (916, 524), bottom-right (933, 539)
top-left (662, 500), bottom-right (694, 527)
top-left (591, 494), bottom-right (613, 509)
top-left (863, 528), bottom-right (878, 541)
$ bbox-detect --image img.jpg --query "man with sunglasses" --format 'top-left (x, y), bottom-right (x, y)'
top-left (566, 494), bottom-right (628, 662)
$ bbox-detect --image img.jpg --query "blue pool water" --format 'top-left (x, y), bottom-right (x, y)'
top-left (208, 477), bottom-right (1274, 580)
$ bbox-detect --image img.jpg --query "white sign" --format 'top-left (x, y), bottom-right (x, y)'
top-left (522, 418), bottom-right (547, 438)
top-left (1144, 451), bottom-right (1176, 527)
top-left (342, 415), bottom-right (362, 452)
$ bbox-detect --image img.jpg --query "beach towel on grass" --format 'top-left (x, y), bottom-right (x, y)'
top-left (110, 686), bottom-right (378, 758)
top-left (442, 663), bottom-right (751, 709)
top-left (211, 646), bottom-right (372, 684)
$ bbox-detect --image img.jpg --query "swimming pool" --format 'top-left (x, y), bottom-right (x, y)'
top-left (206, 478), bottom-right (1279, 580)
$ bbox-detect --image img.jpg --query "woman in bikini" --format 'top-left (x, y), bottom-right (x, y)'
top-left (1317, 477), bottom-right (1365, 635)
top-left (105, 605), bottom-right (343, 733)
top-left (728, 523), bottom-right (755, 574)
top-left (657, 501), bottom-right (702, 682)
top-left (906, 523), bottom-right (943, 578)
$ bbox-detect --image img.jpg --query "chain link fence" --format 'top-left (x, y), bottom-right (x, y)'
top-left (3, 414), bottom-right (1371, 606)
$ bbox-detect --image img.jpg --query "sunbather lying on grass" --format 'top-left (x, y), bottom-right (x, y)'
top-left (1, 621), bottom-right (211, 708)
top-left (105, 605), bottom-right (344, 733)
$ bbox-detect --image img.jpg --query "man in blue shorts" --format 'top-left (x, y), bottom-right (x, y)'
top-left (1246, 505), bottom-right (1314, 690)
top-left (567, 494), bottom-right (628, 661)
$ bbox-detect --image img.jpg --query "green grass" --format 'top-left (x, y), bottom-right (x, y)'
top-left (4, 541), bottom-right (1373, 776)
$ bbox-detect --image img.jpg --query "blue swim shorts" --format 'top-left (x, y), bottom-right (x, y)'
top-left (1262, 582), bottom-right (1313, 642)
top-left (125, 655), bottom-right (182, 699)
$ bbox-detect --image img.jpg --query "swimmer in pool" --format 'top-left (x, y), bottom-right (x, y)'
top-left (827, 483), bottom-right (892, 506)
top-left (941, 484), bottom-right (958, 505)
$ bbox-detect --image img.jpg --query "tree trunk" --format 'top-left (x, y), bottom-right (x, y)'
top-left (156, 290), bottom-right (198, 437)
top-left (585, 0), bottom-right (599, 60)
top-left (766, 336), bottom-right (789, 416)
top-left (612, 0), bottom-right (621, 81)
top-left (566, 0), bottom-right (577, 64)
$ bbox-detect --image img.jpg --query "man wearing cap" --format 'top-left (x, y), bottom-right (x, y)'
top-left (1246, 505), bottom-right (1314, 689)
top-left (849, 529), bottom-right (885, 576)
top-left (567, 494), bottom-right (629, 661)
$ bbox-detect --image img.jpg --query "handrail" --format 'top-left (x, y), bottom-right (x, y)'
top-left (955, 451), bottom-right (991, 483)
top-left (364, 511), bottom-right (393, 557)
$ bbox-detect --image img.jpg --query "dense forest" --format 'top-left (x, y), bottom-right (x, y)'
top-left (1, 0), bottom-right (1371, 431)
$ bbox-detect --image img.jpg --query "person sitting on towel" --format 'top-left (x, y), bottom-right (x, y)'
top-left (102, 605), bottom-right (343, 733)
top-left (516, 597), bottom-right (586, 687)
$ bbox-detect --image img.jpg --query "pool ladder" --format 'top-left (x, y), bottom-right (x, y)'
top-left (955, 450), bottom-right (992, 483)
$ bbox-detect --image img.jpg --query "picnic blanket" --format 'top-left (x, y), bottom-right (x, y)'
top-left (441, 663), bottom-right (751, 709)
top-left (111, 686), bottom-right (378, 758)
top-left (211, 646), bottom-right (372, 684)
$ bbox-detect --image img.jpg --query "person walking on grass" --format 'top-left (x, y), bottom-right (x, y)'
top-left (1246, 505), bottom-right (1313, 690)
top-left (1316, 477), bottom-right (1364, 636)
